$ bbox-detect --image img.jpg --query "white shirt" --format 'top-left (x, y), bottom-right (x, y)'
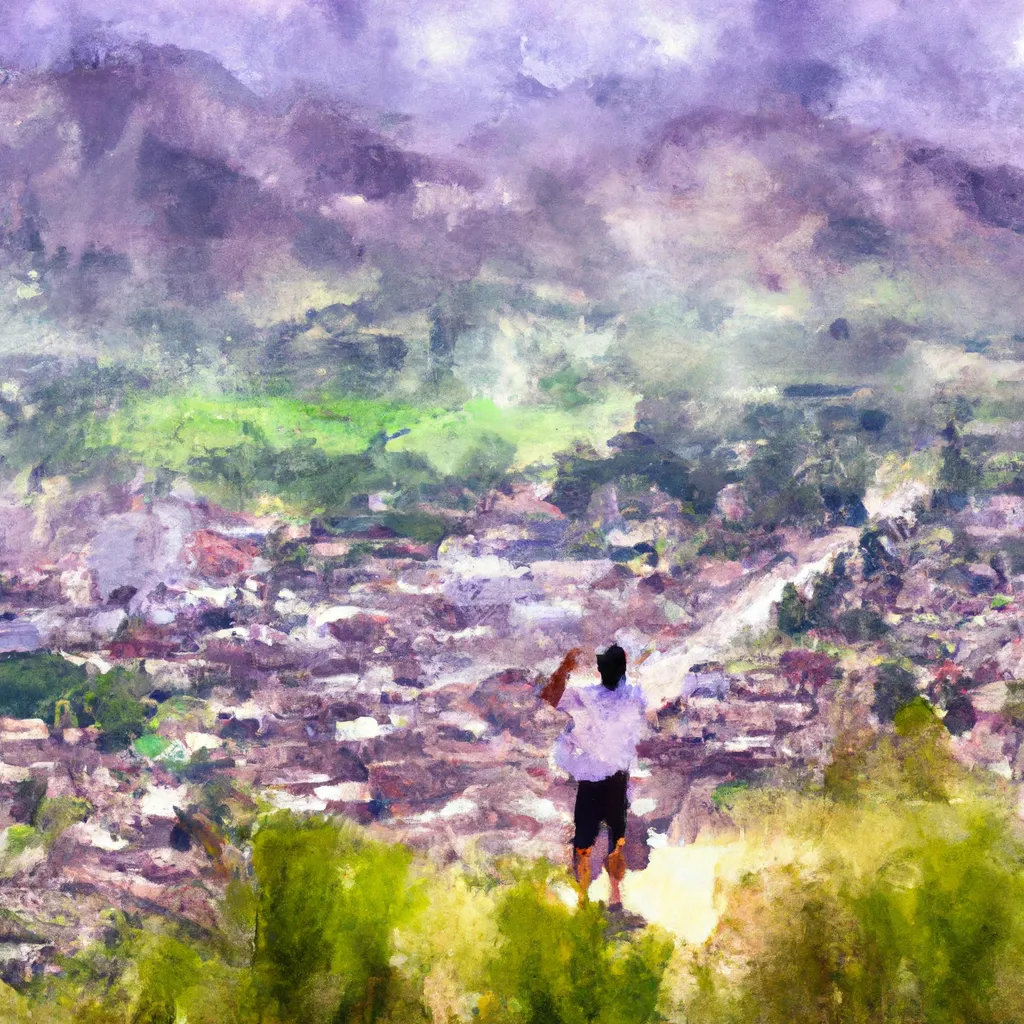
top-left (552, 678), bottom-right (648, 782)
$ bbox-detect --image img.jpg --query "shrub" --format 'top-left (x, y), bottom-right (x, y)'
top-left (872, 662), bottom-right (919, 722)
top-left (250, 812), bottom-right (425, 1023)
top-left (480, 861), bottom-right (673, 1024)
top-left (776, 583), bottom-right (809, 635)
top-left (712, 780), bottom-right (750, 810)
top-left (12, 814), bottom-right (675, 1024)
top-left (1003, 682), bottom-right (1024, 727)
top-left (3, 824), bottom-right (38, 858)
top-left (34, 797), bottom-right (91, 847)
top-left (0, 652), bottom-right (87, 719)
top-left (836, 606), bottom-right (889, 642)
top-left (11, 777), bottom-right (47, 823)
top-left (688, 722), bottom-right (1024, 1024)
top-left (779, 649), bottom-right (837, 690)
top-left (549, 440), bottom-right (717, 520)
top-left (775, 558), bottom-right (855, 638)
top-left (941, 692), bottom-right (977, 736)
top-left (891, 697), bottom-right (955, 800)
top-left (40, 667), bottom-right (151, 752)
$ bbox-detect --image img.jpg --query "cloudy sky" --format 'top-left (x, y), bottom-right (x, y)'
top-left (2, 0), bottom-right (1024, 163)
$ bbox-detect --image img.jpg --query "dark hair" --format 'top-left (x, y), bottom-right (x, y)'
top-left (597, 644), bottom-right (627, 689)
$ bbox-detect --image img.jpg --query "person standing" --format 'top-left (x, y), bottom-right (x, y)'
top-left (540, 644), bottom-right (649, 907)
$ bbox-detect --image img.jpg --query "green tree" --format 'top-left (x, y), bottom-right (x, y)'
top-left (250, 812), bottom-right (425, 1023)
top-left (481, 862), bottom-right (672, 1024)
top-left (0, 652), bottom-right (87, 719)
top-left (687, 710), bottom-right (1024, 1024)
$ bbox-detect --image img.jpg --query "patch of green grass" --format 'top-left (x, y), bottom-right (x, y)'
top-left (3, 825), bottom-right (38, 858)
top-left (155, 740), bottom-right (190, 770)
top-left (992, 594), bottom-right (1013, 609)
top-left (35, 797), bottom-right (90, 846)
top-left (725, 660), bottom-right (759, 674)
top-left (317, 511), bottom-right (448, 545)
top-left (149, 695), bottom-right (206, 728)
top-left (82, 388), bottom-right (638, 515)
top-left (99, 390), bottom-right (637, 477)
top-left (99, 393), bottom-right (436, 470)
top-left (381, 393), bottom-right (638, 473)
top-left (134, 733), bottom-right (172, 759)
top-left (712, 780), bottom-right (751, 810)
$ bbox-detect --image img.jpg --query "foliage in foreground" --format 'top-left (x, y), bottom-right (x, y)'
top-left (682, 700), bottom-right (1024, 1024)
top-left (0, 813), bottom-right (672, 1024)
top-left (6, 703), bottom-right (1024, 1023)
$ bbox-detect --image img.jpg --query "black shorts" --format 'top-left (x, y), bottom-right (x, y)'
top-left (573, 771), bottom-right (628, 850)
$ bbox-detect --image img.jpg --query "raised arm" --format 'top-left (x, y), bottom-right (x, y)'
top-left (540, 647), bottom-right (584, 708)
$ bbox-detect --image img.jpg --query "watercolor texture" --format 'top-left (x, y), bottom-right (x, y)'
top-left (2, 1), bottom-right (1024, 1022)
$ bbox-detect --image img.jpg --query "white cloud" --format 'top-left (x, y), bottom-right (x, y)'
top-left (405, 17), bottom-right (473, 68)
top-left (1013, 21), bottom-right (1024, 66)
top-left (640, 14), bottom-right (701, 63)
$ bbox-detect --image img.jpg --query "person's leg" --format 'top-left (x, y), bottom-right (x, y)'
top-left (603, 772), bottom-right (629, 907)
top-left (572, 780), bottom-right (601, 906)
top-left (572, 844), bottom-right (593, 903)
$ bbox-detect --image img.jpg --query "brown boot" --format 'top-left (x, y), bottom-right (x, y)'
top-left (605, 838), bottom-right (627, 907)
top-left (573, 846), bottom-right (593, 907)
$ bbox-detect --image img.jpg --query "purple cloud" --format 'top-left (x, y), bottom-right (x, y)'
top-left (2, 0), bottom-right (1023, 165)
